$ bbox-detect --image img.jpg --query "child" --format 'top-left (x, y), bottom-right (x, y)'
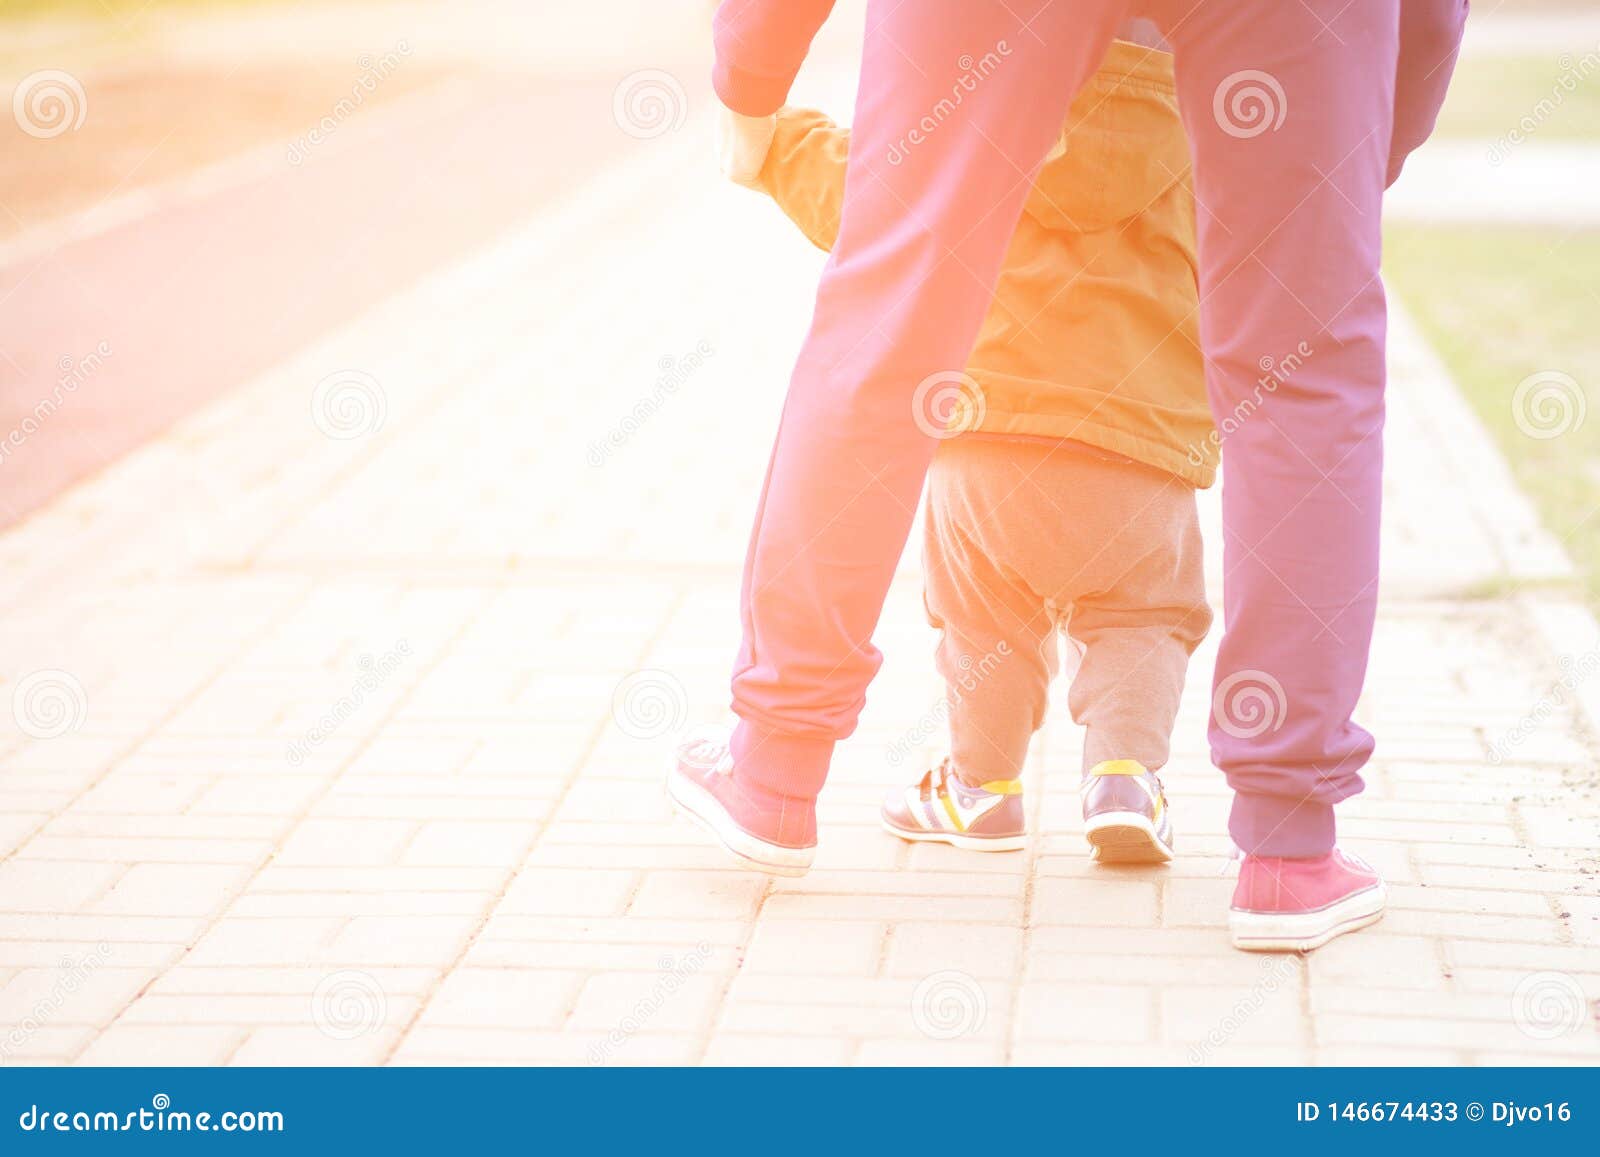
top-left (730, 34), bottom-right (1215, 862)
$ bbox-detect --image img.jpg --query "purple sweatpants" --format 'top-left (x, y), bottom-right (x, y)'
top-left (716, 0), bottom-right (1467, 856)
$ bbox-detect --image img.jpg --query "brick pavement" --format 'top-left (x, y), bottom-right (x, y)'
top-left (0, 117), bottom-right (1596, 1067)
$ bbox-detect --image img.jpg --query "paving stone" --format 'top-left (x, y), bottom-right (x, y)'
top-left (2, 108), bottom-right (1593, 1067)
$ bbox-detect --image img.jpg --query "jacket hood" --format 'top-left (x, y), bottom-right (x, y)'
top-left (1024, 41), bottom-right (1190, 233)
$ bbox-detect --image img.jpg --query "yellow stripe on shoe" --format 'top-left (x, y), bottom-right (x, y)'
top-left (939, 788), bottom-right (965, 832)
top-left (977, 779), bottom-right (1023, 796)
top-left (1088, 760), bottom-right (1149, 777)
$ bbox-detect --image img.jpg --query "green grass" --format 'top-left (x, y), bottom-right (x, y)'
top-left (1384, 224), bottom-right (1600, 605)
top-left (1434, 53), bottom-right (1600, 141)
top-left (0, 0), bottom-right (291, 19)
top-left (0, 0), bottom-right (311, 74)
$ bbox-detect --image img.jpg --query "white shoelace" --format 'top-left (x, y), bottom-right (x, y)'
top-left (679, 732), bottom-right (734, 775)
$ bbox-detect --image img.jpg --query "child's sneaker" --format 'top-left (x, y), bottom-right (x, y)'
top-left (879, 758), bottom-right (1026, 851)
top-left (1229, 848), bottom-right (1386, 952)
top-left (1080, 759), bottom-right (1174, 863)
top-left (665, 734), bottom-right (816, 877)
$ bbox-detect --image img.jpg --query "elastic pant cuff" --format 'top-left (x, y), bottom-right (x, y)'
top-left (731, 721), bottom-right (834, 801)
top-left (1229, 793), bottom-right (1336, 858)
top-left (712, 60), bottom-right (792, 118)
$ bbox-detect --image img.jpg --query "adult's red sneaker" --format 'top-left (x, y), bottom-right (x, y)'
top-left (1229, 848), bottom-right (1386, 951)
top-left (666, 734), bottom-right (816, 876)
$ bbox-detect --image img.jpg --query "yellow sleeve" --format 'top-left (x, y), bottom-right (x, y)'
top-left (757, 107), bottom-right (849, 254)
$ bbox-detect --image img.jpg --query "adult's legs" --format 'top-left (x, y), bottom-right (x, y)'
top-left (729, 0), bottom-right (1131, 798)
top-left (1390, 1), bottom-right (1470, 186)
top-left (1155, 0), bottom-right (1400, 855)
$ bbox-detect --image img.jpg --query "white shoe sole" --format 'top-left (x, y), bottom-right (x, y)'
top-left (879, 816), bottom-right (1026, 852)
top-left (1084, 810), bottom-right (1173, 864)
top-left (1229, 881), bottom-right (1388, 952)
top-left (665, 763), bottom-right (814, 877)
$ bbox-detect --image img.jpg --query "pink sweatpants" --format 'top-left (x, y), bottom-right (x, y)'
top-left (718, 0), bottom-right (1468, 856)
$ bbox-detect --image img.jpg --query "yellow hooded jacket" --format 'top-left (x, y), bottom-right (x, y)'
top-left (758, 41), bottom-right (1217, 488)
